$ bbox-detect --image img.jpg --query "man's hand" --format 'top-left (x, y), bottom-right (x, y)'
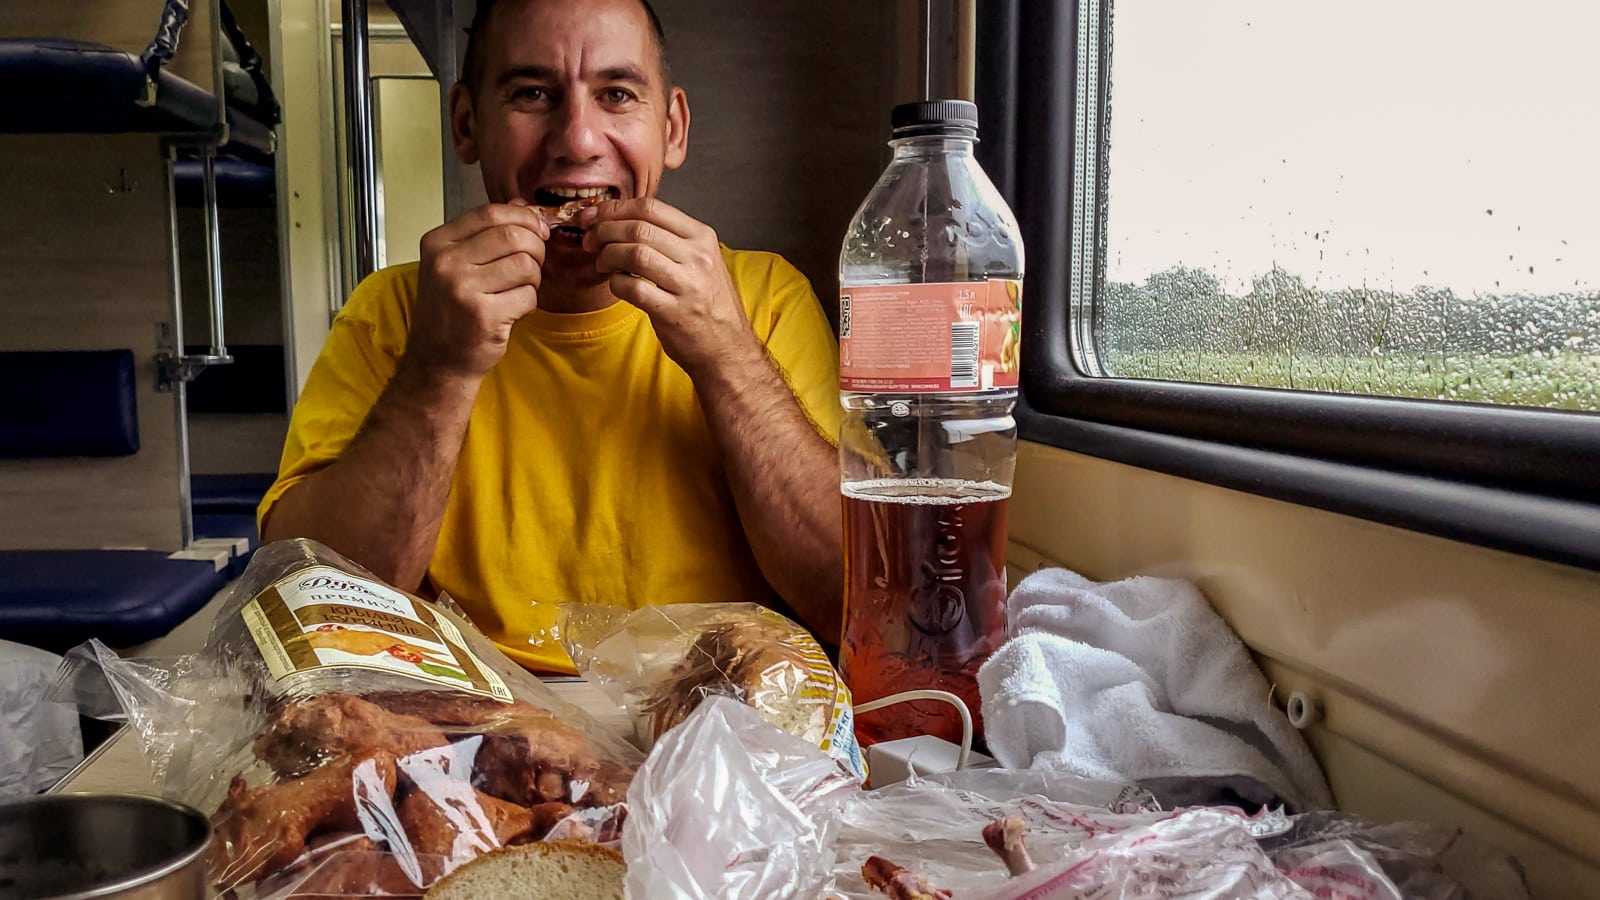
top-left (409, 202), bottom-right (551, 379)
top-left (578, 198), bottom-right (760, 375)
top-left (580, 197), bottom-right (843, 636)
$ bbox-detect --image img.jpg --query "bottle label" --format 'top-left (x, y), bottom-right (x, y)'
top-left (838, 279), bottom-right (1022, 392)
top-left (242, 564), bottom-right (513, 701)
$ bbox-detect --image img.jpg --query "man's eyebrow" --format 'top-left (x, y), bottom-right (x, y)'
top-left (596, 65), bottom-right (650, 85)
top-left (498, 65), bottom-right (559, 85)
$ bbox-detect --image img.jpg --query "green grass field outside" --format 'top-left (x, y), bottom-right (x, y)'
top-left (1103, 350), bottom-right (1600, 411)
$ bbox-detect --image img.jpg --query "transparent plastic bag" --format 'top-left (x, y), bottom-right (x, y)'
top-left (1262, 811), bottom-right (1532, 900)
top-left (622, 695), bottom-right (860, 900)
top-left (827, 770), bottom-right (1268, 898)
top-left (58, 539), bottom-right (641, 898)
top-left (563, 601), bottom-right (866, 781)
top-left (828, 771), bottom-right (1528, 900)
top-left (0, 640), bottom-right (82, 797)
top-left (984, 809), bottom-right (1311, 900)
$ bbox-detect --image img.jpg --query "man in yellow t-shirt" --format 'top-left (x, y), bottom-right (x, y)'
top-left (259, 0), bottom-right (842, 673)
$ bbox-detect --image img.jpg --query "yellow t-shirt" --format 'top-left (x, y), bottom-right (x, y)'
top-left (260, 247), bottom-right (841, 673)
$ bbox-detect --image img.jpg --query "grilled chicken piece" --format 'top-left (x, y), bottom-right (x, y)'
top-left (398, 788), bottom-right (540, 859)
top-left (536, 194), bottom-right (606, 230)
top-left (861, 855), bottom-right (953, 900)
top-left (983, 815), bottom-right (1037, 877)
top-left (363, 689), bottom-right (550, 730)
top-left (472, 713), bottom-right (622, 807)
top-left (254, 693), bottom-right (450, 776)
top-left (268, 834), bottom-right (426, 898)
top-left (211, 749), bottom-right (399, 887)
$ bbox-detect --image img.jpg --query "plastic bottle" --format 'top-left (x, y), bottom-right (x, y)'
top-left (838, 100), bottom-right (1025, 746)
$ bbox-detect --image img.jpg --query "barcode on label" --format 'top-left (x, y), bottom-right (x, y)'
top-left (950, 321), bottom-right (980, 388)
top-left (839, 294), bottom-right (852, 339)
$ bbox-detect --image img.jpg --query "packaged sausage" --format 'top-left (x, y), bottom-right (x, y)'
top-left (561, 602), bottom-right (867, 782)
top-left (62, 539), bottom-right (641, 898)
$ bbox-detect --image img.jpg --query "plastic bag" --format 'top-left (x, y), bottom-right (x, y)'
top-left (58, 539), bottom-right (641, 898)
top-left (622, 695), bottom-right (860, 900)
top-left (1263, 811), bottom-right (1532, 900)
top-left (828, 770), bottom-right (1529, 900)
top-left (0, 640), bottom-right (82, 797)
top-left (563, 601), bottom-right (866, 781)
top-left (827, 769), bottom-right (1262, 898)
top-left (983, 808), bottom-right (1310, 900)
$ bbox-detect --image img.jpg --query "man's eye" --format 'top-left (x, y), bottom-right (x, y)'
top-left (511, 86), bottom-right (546, 102)
top-left (603, 88), bottom-right (636, 105)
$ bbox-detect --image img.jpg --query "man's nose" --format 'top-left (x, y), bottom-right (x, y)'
top-left (550, 96), bottom-right (605, 163)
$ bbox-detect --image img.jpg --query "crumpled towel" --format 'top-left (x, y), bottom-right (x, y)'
top-left (1, 639), bottom-right (82, 796)
top-left (977, 568), bottom-right (1332, 812)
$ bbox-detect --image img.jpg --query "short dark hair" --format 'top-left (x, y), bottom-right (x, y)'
top-left (459, 0), bottom-right (671, 97)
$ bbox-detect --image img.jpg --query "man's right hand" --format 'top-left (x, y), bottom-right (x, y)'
top-left (406, 202), bottom-right (550, 379)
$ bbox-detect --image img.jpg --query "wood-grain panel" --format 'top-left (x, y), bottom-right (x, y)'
top-left (0, 135), bottom-right (186, 550)
top-left (178, 204), bottom-right (285, 347)
top-left (652, 0), bottom-right (895, 326)
top-left (188, 413), bottom-right (288, 475)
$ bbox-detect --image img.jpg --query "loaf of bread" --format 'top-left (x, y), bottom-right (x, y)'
top-left (423, 840), bottom-right (624, 900)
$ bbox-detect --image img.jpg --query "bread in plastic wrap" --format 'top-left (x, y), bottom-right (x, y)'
top-left (562, 602), bottom-right (866, 781)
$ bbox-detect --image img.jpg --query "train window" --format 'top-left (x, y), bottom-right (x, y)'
top-left (978, 0), bottom-right (1600, 572)
top-left (1082, 0), bottom-right (1598, 411)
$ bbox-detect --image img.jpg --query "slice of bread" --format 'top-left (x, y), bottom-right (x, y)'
top-left (424, 840), bottom-right (625, 900)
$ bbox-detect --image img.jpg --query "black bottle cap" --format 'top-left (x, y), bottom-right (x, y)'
top-left (891, 99), bottom-right (979, 138)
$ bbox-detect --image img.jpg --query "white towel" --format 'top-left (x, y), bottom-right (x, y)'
top-left (977, 568), bottom-right (1332, 813)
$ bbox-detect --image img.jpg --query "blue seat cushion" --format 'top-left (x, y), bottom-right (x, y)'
top-left (192, 512), bottom-right (260, 577)
top-left (173, 158), bottom-right (275, 208)
top-left (0, 350), bottom-right (138, 458)
top-left (0, 39), bottom-right (274, 155)
top-left (191, 473), bottom-right (276, 514)
top-left (0, 550), bottom-right (226, 652)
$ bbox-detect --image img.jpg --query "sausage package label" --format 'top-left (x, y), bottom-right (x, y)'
top-left (242, 565), bottom-right (511, 700)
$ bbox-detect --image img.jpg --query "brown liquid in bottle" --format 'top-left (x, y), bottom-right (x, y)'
top-left (840, 478), bottom-right (1010, 746)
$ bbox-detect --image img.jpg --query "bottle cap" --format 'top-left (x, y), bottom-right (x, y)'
top-left (891, 100), bottom-right (979, 138)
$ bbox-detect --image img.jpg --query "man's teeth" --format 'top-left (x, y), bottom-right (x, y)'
top-left (547, 187), bottom-right (609, 200)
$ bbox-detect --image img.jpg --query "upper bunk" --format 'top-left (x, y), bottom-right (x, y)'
top-left (0, 0), bottom-right (279, 157)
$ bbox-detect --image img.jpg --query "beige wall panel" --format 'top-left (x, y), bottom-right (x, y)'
top-left (270, 0), bottom-right (339, 395)
top-left (653, 0), bottom-right (892, 322)
top-left (187, 413), bottom-right (289, 474)
top-left (0, 0), bottom-right (219, 97)
top-left (375, 77), bottom-right (444, 267)
top-left (0, 135), bottom-right (185, 551)
top-left (1006, 440), bottom-right (1600, 897)
top-left (179, 205), bottom-right (284, 346)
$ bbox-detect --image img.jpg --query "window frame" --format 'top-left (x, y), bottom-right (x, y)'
top-left (980, 0), bottom-right (1600, 572)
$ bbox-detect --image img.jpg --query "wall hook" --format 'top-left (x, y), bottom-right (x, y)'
top-left (104, 168), bottom-right (138, 194)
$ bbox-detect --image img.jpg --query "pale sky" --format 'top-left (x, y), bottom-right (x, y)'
top-left (1104, 0), bottom-right (1599, 296)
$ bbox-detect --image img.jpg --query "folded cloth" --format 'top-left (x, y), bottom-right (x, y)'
top-left (0, 639), bottom-right (82, 796)
top-left (977, 568), bottom-right (1332, 813)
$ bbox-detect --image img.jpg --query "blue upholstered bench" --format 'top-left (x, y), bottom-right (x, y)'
top-left (191, 473), bottom-right (273, 575)
top-left (0, 351), bottom-right (229, 651)
top-left (0, 550), bottom-right (226, 653)
top-left (0, 38), bottom-right (275, 154)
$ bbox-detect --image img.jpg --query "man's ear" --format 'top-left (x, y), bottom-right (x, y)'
top-left (664, 86), bottom-right (690, 170)
top-left (449, 82), bottom-right (480, 165)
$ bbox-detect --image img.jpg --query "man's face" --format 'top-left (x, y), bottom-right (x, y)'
top-left (450, 0), bottom-right (689, 277)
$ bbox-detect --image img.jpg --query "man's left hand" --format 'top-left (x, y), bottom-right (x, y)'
top-left (578, 198), bottom-right (760, 375)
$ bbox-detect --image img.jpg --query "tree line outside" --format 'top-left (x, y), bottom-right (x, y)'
top-left (1096, 266), bottom-right (1600, 411)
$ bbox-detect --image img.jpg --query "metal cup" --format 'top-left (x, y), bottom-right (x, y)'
top-left (0, 793), bottom-right (210, 899)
